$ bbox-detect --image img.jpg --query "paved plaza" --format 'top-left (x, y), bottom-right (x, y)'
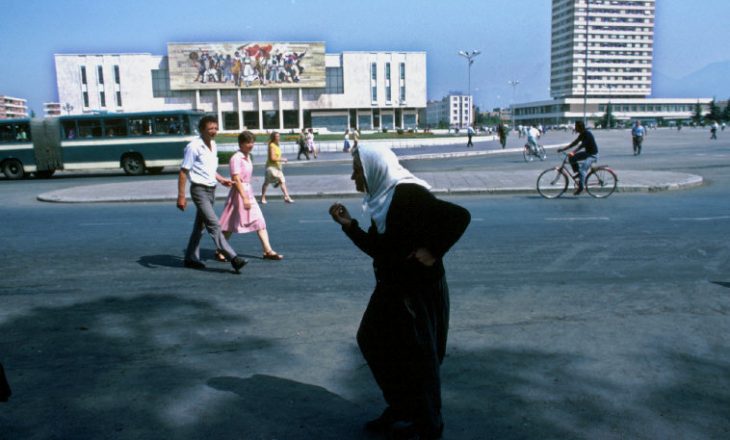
top-left (1, 128), bottom-right (729, 440)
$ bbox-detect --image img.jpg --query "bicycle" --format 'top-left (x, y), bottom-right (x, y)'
top-left (536, 152), bottom-right (618, 199)
top-left (523, 142), bottom-right (547, 162)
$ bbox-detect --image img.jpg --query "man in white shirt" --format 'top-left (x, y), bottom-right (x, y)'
top-left (177, 115), bottom-right (247, 273)
top-left (526, 125), bottom-right (541, 154)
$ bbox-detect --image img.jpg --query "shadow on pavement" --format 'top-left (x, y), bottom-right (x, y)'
top-left (0, 294), bottom-right (273, 439)
top-left (136, 253), bottom-right (252, 274)
top-left (711, 281), bottom-right (730, 289)
top-left (204, 374), bottom-right (370, 440)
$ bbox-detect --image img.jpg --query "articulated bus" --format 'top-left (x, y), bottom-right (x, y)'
top-left (0, 110), bottom-right (205, 179)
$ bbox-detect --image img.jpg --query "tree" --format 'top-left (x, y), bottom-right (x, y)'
top-left (30, 110), bottom-right (36, 118)
top-left (708, 99), bottom-right (722, 122)
top-left (600, 102), bottom-right (616, 128)
top-left (723, 99), bottom-right (730, 123)
top-left (692, 102), bottom-right (704, 125)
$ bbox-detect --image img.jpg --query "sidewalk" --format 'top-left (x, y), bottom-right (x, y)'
top-left (37, 144), bottom-right (703, 203)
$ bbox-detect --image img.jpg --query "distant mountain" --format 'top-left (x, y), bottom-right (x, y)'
top-left (653, 61), bottom-right (730, 99)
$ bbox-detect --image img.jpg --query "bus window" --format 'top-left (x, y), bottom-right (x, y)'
top-left (0, 124), bottom-right (15, 143)
top-left (15, 123), bottom-right (30, 141)
top-left (78, 119), bottom-right (103, 138)
top-left (153, 116), bottom-right (180, 135)
top-left (189, 114), bottom-right (203, 135)
top-left (129, 118), bottom-right (152, 136)
top-left (63, 121), bottom-right (77, 139)
top-left (104, 118), bottom-right (127, 137)
top-left (181, 116), bottom-right (192, 135)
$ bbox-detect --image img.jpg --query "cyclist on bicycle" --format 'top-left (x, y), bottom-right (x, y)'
top-left (526, 125), bottom-right (541, 155)
top-left (558, 120), bottom-right (599, 195)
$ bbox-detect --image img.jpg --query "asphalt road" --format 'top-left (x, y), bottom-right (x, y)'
top-left (0, 128), bottom-right (729, 439)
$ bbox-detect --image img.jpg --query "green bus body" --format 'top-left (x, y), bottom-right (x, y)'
top-left (0, 110), bottom-right (205, 179)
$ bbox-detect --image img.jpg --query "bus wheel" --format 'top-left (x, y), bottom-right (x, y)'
top-left (2, 159), bottom-right (25, 180)
top-left (36, 169), bottom-right (56, 179)
top-left (147, 167), bottom-right (164, 175)
top-left (121, 154), bottom-right (145, 176)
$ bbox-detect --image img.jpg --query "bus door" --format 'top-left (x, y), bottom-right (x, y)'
top-left (30, 118), bottom-right (63, 172)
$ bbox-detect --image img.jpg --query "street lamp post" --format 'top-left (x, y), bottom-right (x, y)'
top-left (508, 79), bottom-right (520, 127)
top-left (62, 103), bottom-right (73, 115)
top-left (458, 50), bottom-right (481, 127)
top-left (583, 0), bottom-right (591, 126)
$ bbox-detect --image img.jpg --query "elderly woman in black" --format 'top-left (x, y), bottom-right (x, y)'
top-left (329, 145), bottom-right (470, 440)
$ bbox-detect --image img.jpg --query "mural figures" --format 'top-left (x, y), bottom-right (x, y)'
top-left (178, 43), bottom-right (319, 89)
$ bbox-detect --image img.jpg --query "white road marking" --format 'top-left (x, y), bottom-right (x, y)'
top-left (545, 217), bottom-right (610, 222)
top-left (80, 222), bottom-right (134, 226)
top-left (298, 219), bottom-right (332, 224)
top-left (670, 215), bottom-right (730, 222)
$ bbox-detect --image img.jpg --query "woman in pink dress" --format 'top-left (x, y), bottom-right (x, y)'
top-left (218, 131), bottom-right (283, 261)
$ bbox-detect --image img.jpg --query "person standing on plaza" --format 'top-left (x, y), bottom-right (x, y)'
top-left (558, 120), bottom-right (599, 195)
top-left (343, 129), bottom-right (351, 152)
top-left (466, 124), bottom-right (475, 147)
top-left (177, 115), bottom-right (248, 273)
top-left (632, 120), bottom-right (646, 155)
top-left (710, 121), bottom-right (719, 140)
top-left (497, 122), bottom-right (508, 149)
top-left (328, 145), bottom-right (471, 440)
top-left (306, 128), bottom-right (317, 159)
top-left (218, 131), bottom-right (283, 261)
top-left (261, 131), bottom-right (294, 204)
top-left (296, 128), bottom-right (310, 160)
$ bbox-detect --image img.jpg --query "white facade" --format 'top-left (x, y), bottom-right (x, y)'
top-left (54, 49), bottom-right (426, 133)
top-left (0, 95), bottom-right (29, 119)
top-left (424, 94), bottom-right (473, 128)
top-left (551, 0), bottom-right (655, 99)
top-left (513, 97), bottom-right (711, 125)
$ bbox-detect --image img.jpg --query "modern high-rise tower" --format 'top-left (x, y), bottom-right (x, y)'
top-left (550, 0), bottom-right (655, 99)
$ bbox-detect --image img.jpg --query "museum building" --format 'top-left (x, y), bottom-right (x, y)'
top-left (54, 42), bottom-right (427, 133)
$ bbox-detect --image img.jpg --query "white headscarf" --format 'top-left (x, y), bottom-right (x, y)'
top-left (357, 145), bottom-right (431, 233)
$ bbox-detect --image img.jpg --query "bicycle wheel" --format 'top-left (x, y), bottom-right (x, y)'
top-left (537, 144), bottom-right (547, 160)
top-left (585, 167), bottom-right (617, 198)
top-left (537, 168), bottom-right (568, 199)
top-left (523, 146), bottom-right (534, 162)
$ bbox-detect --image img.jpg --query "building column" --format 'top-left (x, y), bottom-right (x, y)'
top-left (278, 88), bottom-right (284, 130)
top-left (237, 89), bottom-right (243, 130)
top-left (216, 90), bottom-right (222, 129)
top-left (298, 88), bottom-right (304, 129)
top-left (195, 90), bottom-right (200, 111)
top-left (257, 89), bottom-right (263, 131)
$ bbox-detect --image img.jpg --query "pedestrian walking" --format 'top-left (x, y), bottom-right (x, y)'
top-left (352, 128), bottom-right (360, 150)
top-left (176, 115), bottom-right (248, 273)
top-left (710, 122), bottom-right (718, 140)
top-left (296, 129), bottom-right (310, 160)
top-left (218, 131), bottom-right (283, 261)
top-left (261, 132), bottom-right (294, 204)
top-left (306, 128), bottom-right (317, 159)
top-left (632, 120), bottom-right (645, 155)
top-left (466, 125), bottom-right (475, 147)
top-left (328, 145), bottom-right (471, 440)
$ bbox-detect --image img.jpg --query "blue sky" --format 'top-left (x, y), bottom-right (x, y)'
top-left (2, 0), bottom-right (729, 114)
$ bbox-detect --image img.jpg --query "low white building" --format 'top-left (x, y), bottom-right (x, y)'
top-left (0, 95), bottom-right (29, 119)
top-left (43, 102), bottom-right (62, 117)
top-left (54, 43), bottom-right (426, 133)
top-left (423, 94), bottom-right (473, 128)
top-left (512, 97), bottom-right (712, 127)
